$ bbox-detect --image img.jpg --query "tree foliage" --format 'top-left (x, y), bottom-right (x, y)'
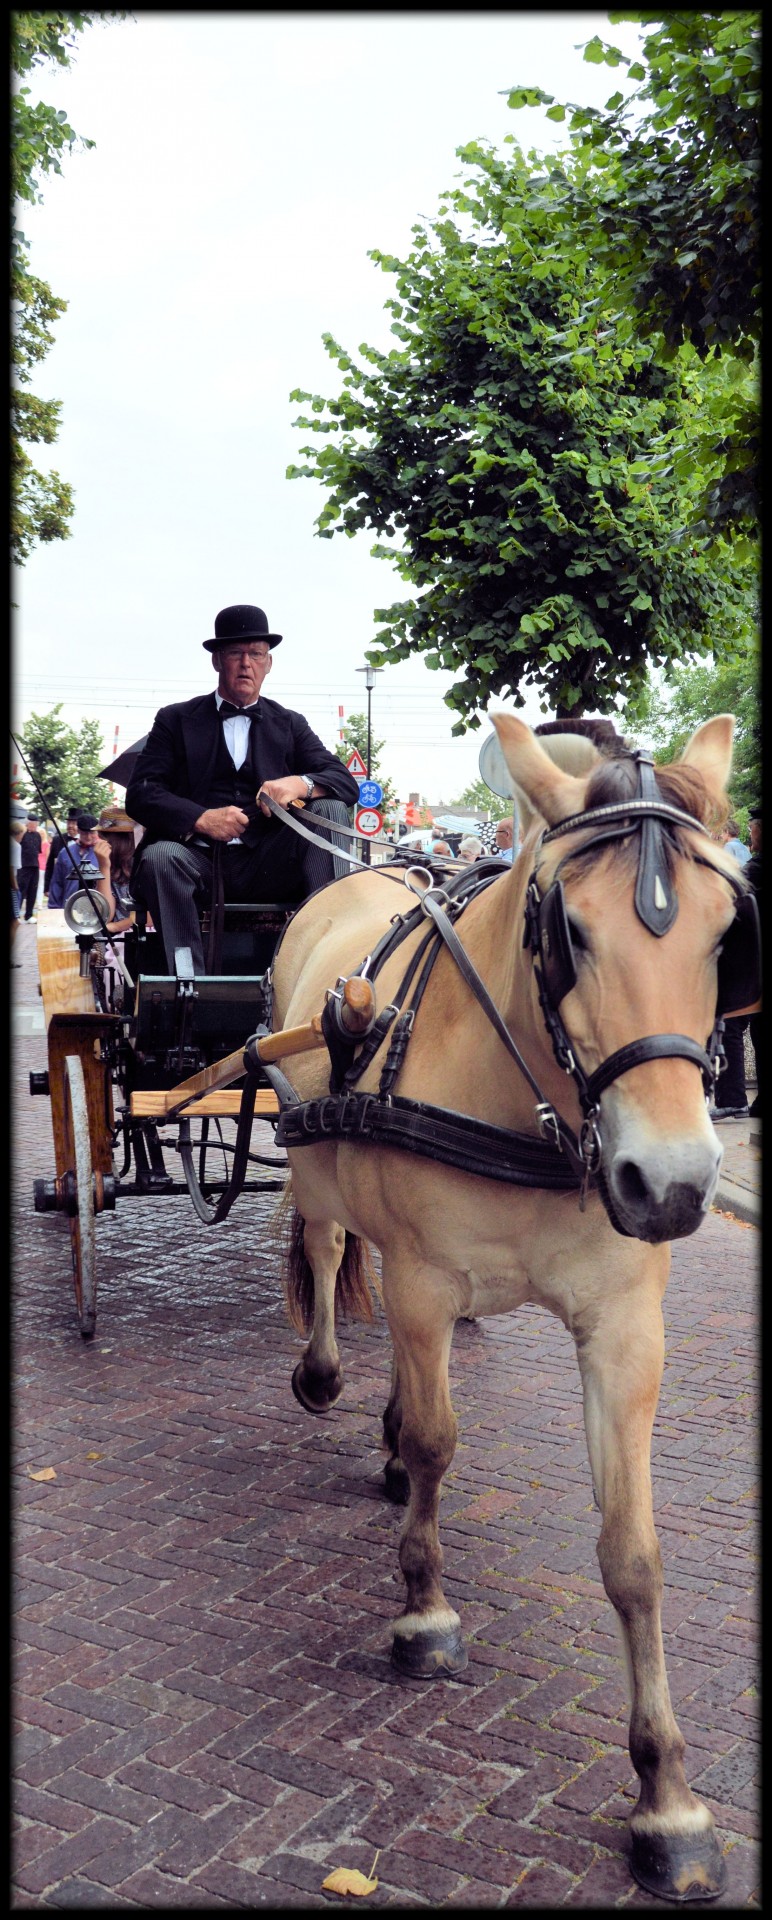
top-left (15, 706), bottom-right (109, 820)
top-left (288, 133), bottom-right (747, 732)
top-left (505, 10), bottom-right (760, 536)
top-left (451, 777), bottom-right (510, 823)
top-left (625, 637), bottom-right (760, 815)
top-left (11, 10), bottom-right (127, 566)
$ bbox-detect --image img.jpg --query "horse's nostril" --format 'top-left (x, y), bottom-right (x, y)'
top-left (616, 1159), bottom-right (650, 1208)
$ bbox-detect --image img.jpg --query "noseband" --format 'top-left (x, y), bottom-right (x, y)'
top-left (523, 753), bottom-right (758, 1167)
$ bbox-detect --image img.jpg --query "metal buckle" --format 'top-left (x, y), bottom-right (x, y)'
top-left (535, 1103), bottom-right (562, 1152)
top-left (578, 1106), bottom-right (602, 1212)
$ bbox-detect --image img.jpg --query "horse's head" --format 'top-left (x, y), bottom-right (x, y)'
top-left (492, 713), bottom-right (754, 1243)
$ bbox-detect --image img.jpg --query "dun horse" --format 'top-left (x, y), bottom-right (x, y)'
top-left (269, 713), bottom-right (756, 1902)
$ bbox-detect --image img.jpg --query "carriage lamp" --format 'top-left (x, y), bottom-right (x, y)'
top-left (64, 887), bottom-right (111, 934)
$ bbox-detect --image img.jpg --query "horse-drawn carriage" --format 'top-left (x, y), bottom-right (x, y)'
top-left (28, 712), bottom-right (760, 1902)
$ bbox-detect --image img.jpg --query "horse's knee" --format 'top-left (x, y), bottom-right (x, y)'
top-left (597, 1523), bottom-right (663, 1621)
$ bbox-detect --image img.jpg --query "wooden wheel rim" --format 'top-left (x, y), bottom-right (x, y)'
top-left (63, 1054), bottom-right (97, 1339)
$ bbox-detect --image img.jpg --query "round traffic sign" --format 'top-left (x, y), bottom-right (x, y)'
top-left (358, 779), bottom-right (383, 808)
top-left (355, 807), bottom-right (383, 838)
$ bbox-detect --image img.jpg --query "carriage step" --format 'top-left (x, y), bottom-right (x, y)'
top-left (129, 1090), bottom-right (280, 1119)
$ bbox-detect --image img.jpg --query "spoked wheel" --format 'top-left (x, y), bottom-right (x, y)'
top-left (62, 1054), bottom-right (97, 1340)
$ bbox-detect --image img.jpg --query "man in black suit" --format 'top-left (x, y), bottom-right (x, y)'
top-left (127, 603), bottom-right (360, 973)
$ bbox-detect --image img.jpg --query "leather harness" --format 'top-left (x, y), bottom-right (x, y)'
top-left (187, 756), bottom-right (758, 1226)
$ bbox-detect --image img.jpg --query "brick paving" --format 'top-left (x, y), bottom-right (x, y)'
top-left (11, 928), bottom-right (760, 1907)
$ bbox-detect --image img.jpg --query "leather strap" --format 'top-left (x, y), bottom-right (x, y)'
top-left (276, 1090), bottom-right (585, 1190)
top-left (583, 1034), bottom-right (716, 1106)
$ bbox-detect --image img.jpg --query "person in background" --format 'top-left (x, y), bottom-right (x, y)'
top-left (430, 840), bottom-right (452, 858)
top-left (458, 834), bottom-right (483, 864)
top-left (494, 818), bottom-right (514, 864)
top-left (720, 817), bottom-right (751, 868)
top-left (44, 806), bottom-right (80, 897)
top-left (96, 806), bottom-right (137, 933)
top-left (710, 809), bottom-right (760, 1122)
top-left (47, 813), bottom-right (114, 912)
top-left (10, 823), bottom-right (24, 964)
top-left (37, 823), bottom-right (50, 908)
top-left (746, 809), bottom-right (761, 1118)
top-left (18, 815), bottom-right (43, 920)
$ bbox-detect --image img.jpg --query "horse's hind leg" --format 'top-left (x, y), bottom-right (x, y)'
top-left (575, 1276), bottom-right (726, 1902)
top-left (289, 1215), bottom-right (346, 1415)
top-left (382, 1356), bottom-right (409, 1505)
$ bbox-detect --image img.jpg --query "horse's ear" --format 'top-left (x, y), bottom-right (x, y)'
top-left (491, 714), bottom-right (595, 827)
top-left (678, 714), bottom-right (734, 801)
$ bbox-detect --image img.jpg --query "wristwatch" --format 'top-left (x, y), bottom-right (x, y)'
top-left (300, 774), bottom-right (315, 798)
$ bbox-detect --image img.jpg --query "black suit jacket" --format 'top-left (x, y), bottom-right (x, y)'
top-left (126, 691), bottom-right (359, 849)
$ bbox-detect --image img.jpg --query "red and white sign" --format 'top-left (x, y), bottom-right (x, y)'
top-left (356, 806), bottom-right (383, 838)
top-left (346, 747), bottom-right (368, 779)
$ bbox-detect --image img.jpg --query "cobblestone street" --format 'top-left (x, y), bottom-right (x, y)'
top-left (11, 934), bottom-right (760, 1908)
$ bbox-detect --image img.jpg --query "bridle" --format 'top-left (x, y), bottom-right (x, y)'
top-left (522, 752), bottom-right (757, 1191)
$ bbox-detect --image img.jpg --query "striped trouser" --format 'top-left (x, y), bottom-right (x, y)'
top-left (133, 800), bottom-right (351, 974)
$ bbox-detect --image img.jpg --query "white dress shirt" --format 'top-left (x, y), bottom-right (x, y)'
top-left (214, 690), bottom-right (255, 841)
top-left (215, 689), bottom-right (253, 770)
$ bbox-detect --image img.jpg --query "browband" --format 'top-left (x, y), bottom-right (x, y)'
top-left (542, 798), bottom-right (712, 844)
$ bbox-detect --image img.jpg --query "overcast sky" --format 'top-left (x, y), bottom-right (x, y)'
top-left (13, 10), bottom-right (646, 805)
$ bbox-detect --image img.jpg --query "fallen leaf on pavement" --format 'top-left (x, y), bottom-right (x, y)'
top-left (322, 1851), bottom-right (380, 1897)
top-left (28, 1467), bottom-right (57, 1482)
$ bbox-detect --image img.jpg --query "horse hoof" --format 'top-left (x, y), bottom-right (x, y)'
top-left (383, 1460), bottom-right (410, 1505)
top-left (630, 1824), bottom-right (727, 1902)
top-left (391, 1618), bottom-right (467, 1678)
top-left (290, 1362), bottom-right (343, 1416)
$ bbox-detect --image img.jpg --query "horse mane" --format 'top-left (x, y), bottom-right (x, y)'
top-left (534, 716), bottom-right (630, 757)
top-left (584, 752), bottom-right (727, 831)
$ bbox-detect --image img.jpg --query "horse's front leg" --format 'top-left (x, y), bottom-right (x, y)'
top-left (385, 1266), bottom-right (466, 1677)
top-left (575, 1277), bottom-right (726, 1902)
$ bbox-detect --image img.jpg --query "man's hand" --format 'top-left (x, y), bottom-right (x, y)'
top-left (257, 776), bottom-right (316, 817)
top-left (193, 805), bottom-right (250, 841)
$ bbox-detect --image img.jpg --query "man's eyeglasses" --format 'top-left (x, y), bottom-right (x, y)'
top-left (220, 647), bottom-right (270, 663)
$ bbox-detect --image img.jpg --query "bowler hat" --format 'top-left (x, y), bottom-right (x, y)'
top-left (77, 812), bottom-right (98, 831)
top-left (203, 604), bottom-right (282, 653)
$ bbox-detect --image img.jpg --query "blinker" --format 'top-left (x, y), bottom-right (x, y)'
top-left (633, 752), bottom-right (678, 936)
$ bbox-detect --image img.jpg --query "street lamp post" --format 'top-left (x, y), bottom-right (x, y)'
top-left (356, 660), bottom-right (383, 866)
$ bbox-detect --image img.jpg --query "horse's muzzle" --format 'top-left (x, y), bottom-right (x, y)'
top-left (600, 1134), bottom-right (722, 1243)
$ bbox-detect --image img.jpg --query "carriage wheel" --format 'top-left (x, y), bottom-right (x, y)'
top-left (62, 1055), bottom-right (97, 1340)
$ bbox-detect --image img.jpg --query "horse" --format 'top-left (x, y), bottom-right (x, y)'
top-left (269, 711), bottom-right (754, 1902)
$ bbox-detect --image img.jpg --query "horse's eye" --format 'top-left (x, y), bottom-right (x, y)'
top-left (568, 916), bottom-right (588, 953)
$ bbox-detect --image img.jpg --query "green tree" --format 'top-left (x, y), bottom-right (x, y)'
top-left (334, 713), bottom-right (400, 819)
top-left (15, 706), bottom-right (108, 820)
top-left (63, 715), bottom-right (110, 815)
top-left (11, 10), bottom-right (127, 566)
top-left (505, 10), bottom-right (760, 539)
top-left (15, 704), bottom-right (78, 819)
top-left (288, 136), bottom-right (746, 732)
top-left (449, 777), bottom-right (510, 823)
top-left (625, 639), bottom-right (760, 815)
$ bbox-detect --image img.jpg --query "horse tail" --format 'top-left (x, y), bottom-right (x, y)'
top-left (283, 1203), bottom-right (379, 1335)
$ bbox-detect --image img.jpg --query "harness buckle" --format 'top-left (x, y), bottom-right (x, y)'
top-left (578, 1106), bottom-right (603, 1213)
top-left (535, 1103), bottom-right (562, 1152)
